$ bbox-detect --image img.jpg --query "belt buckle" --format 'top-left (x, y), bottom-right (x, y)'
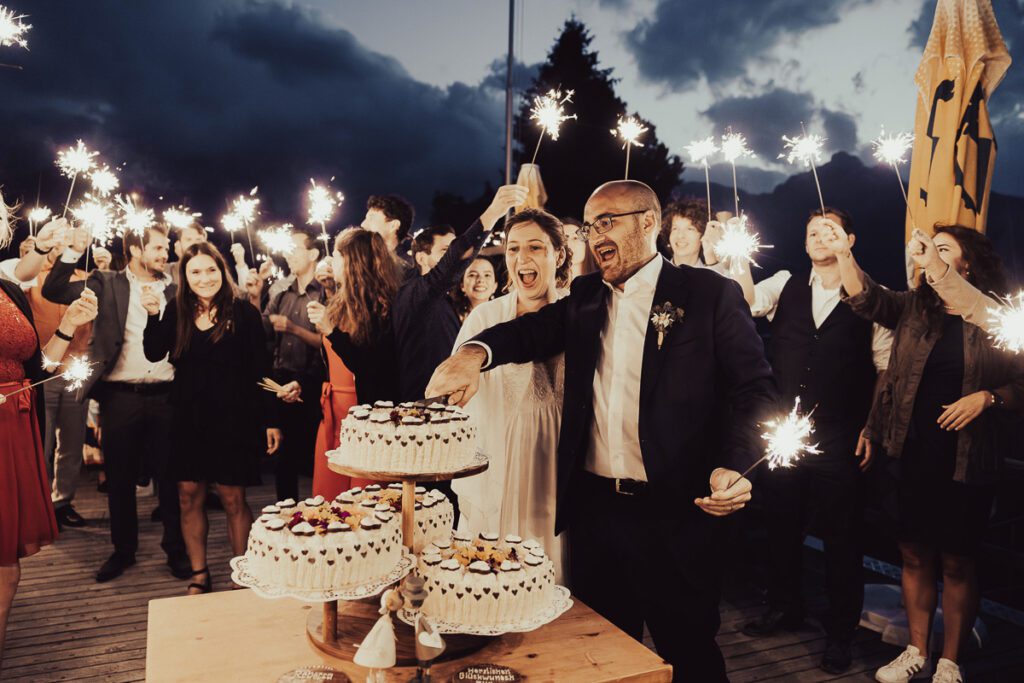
top-left (614, 478), bottom-right (634, 496)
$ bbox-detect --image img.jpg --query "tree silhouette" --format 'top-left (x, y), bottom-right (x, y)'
top-left (516, 18), bottom-right (683, 219)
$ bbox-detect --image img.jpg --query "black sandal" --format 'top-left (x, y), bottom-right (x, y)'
top-left (187, 567), bottom-right (211, 594)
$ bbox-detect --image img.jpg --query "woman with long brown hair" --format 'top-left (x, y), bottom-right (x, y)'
top-left (829, 222), bottom-right (1024, 683)
top-left (307, 228), bottom-right (401, 404)
top-left (142, 242), bottom-right (280, 594)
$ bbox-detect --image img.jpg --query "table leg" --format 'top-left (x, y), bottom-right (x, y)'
top-left (402, 480), bottom-right (416, 553)
top-left (323, 600), bottom-right (338, 644)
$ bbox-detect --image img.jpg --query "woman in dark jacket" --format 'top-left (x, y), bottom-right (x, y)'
top-left (828, 221), bottom-right (1023, 682)
top-left (143, 242), bottom-right (280, 595)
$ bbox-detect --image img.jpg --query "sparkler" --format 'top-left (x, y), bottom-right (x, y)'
top-left (258, 224), bottom-right (295, 257)
top-left (732, 398), bottom-right (821, 485)
top-left (89, 165), bottom-right (119, 198)
top-left (0, 356), bottom-right (95, 403)
top-left (721, 131), bottom-right (755, 217)
top-left (0, 5), bottom-right (30, 50)
top-left (56, 140), bottom-right (98, 218)
top-left (779, 127), bottom-right (827, 215)
top-left (528, 88), bottom-right (576, 165)
top-left (231, 187), bottom-right (260, 263)
top-left (871, 128), bottom-right (917, 229)
top-left (27, 206), bottom-right (50, 236)
top-left (713, 215), bottom-right (771, 276)
top-left (71, 196), bottom-right (113, 275)
top-left (163, 206), bottom-right (201, 231)
top-left (685, 136), bottom-right (718, 222)
top-left (988, 292), bottom-right (1024, 354)
top-left (114, 195), bottom-right (155, 237)
top-left (306, 179), bottom-right (344, 245)
top-left (611, 115), bottom-right (647, 180)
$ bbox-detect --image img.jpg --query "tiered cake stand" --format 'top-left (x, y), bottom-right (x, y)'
top-left (302, 452), bottom-right (489, 662)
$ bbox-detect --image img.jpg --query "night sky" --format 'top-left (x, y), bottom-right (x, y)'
top-left (0, 0), bottom-right (1020, 232)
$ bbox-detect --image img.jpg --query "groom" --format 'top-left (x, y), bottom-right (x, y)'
top-left (427, 180), bottom-right (777, 681)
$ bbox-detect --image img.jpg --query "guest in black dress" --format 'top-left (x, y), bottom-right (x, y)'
top-left (306, 229), bottom-right (401, 404)
top-left (831, 223), bottom-right (1024, 681)
top-left (143, 242), bottom-right (281, 595)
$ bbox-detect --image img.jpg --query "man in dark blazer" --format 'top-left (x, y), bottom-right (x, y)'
top-left (42, 225), bottom-right (189, 583)
top-left (427, 180), bottom-right (778, 682)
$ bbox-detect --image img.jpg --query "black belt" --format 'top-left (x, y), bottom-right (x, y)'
top-left (584, 471), bottom-right (649, 496)
top-left (103, 381), bottom-right (171, 395)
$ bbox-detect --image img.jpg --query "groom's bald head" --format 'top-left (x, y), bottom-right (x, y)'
top-left (586, 181), bottom-right (662, 229)
top-left (583, 180), bottom-right (662, 287)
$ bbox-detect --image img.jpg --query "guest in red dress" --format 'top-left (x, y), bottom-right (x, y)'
top-left (0, 276), bottom-right (97, 669)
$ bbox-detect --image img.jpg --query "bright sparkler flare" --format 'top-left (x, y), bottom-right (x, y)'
top-left (232, 188), bottom-right (260, 225)
top-left (779, 134), bottom-right (826, 167)
top-left (115, 195), bottom-right (155, 237)
top-left (56, 140), bottom-right (98, 178)
top-left (307, 180), bottom-right (344, 226)
top-left (62, 356), bottom-right (94, 392)
top-left (89, 165), bottom-right (120, 197)
top-left (27, 206), bottom-right (51, 225)
top-left (0, 5), bottom-right (31, 49)
top-left (721, 132), bottom-right (755, 163)
top-left (988, 292), bottom-right (1024, 354)
top-left (611, 115), bottom-right (648, 149)
top-left (685, 136), bottom-right (718, 167)
top-left (872, 128), bottom-right (914, 166)
top-left (221, 213), bottom-right (244, 233)
top-left (530, 89), bottom-right (576, 141)
top-left (714, 215), bottom-right (768, 275)
top-left (258, 224), bottom-right (295, 256)
top-left (761, 398), bottom-right (822, 470)
top-left (71, 198), bottom-right (114, 245)
top-left (163, 207), bottom-right (201, 230)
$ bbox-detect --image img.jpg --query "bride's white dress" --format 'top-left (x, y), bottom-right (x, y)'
top-left (451, 291), bottom-right (567, 582)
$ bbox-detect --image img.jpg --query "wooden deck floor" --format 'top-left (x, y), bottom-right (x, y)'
top-left (4, 469), bottom-right (1023, 682)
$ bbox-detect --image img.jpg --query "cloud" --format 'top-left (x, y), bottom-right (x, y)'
top-left (821, 108), bottom-right (858, 152)
top-left (626, 0), bottom-right (870, 91)
top-left (0, 0), bottom-right (509, 227)
top-left (701, 88), bottom-right (817, 159)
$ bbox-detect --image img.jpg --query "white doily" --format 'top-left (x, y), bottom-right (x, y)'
top-left (325, 450), bottom-right (487, 478)
top-left (229, 553), bottom-right (415, 603)
top-left (396, 585), bottom-right (572, 635)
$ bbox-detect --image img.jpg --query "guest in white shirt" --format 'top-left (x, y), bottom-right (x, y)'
top-left (42, 224), bottom-right (190, 584)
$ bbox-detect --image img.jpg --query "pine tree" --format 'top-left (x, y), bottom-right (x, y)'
top-left (517, 19), bottom-right (684, 219)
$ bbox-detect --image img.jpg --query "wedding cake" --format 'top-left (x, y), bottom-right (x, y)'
top-left (330, 401), bottom-right (477, 473)
top-left (416, 532), bottom-right (556, 628)
top-left (244, 495), bottom-right (403, 591)
top-left (338, 483), bottom-right (454, 552)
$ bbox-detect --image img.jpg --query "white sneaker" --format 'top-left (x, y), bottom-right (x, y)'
top-left (931, 658), bottom-right (963, 683)
top-left (876, 645), bottom-right (933, 683)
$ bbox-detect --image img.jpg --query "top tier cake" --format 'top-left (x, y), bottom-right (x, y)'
top-left (330, 401), bottom-right (477, 474)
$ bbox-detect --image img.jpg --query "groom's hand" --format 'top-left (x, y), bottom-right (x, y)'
top-left (425, 344), bottom-right (488, 407)
top-left (695, 468), bottom-right (752, 517)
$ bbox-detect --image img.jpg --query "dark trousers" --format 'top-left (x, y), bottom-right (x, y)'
top-left (570, 472), bottom-right (728, 683)
top-left (98, 384), bottom-right (184, 558)
top-left (764, 424), bottom-right (864, 639)
top-left (274, 381), bottom-right (322, 501)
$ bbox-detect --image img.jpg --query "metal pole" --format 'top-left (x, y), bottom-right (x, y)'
top-left (504, 0), bottom-right (515, 186)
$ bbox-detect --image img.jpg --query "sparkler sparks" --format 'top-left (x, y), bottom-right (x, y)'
top-left (760, 398), bottom-right (822, 471)
top-left (27, 206), bottom-right (51, 234)
top-left (611, 115), bottom-right (648, 180)
top-left (221, 213), bottom-right (244, 234)
top-left (62, 356), bottom-right (94, 392)
top-left (685, 137), bottom-right (718, 167)
top-left (872, 129), bottom-right (914, 167)
top-left (56, 140), bottom-right (98, 178)
top-left (258, 224), bottom-right (295, 256)
top-left (71, 197), bottom-right (114, 246)
top-left (115, 195), bottom-right (155, 237)
top-left (307, 179), bottom-right (344, 227)
top-left (89, 165), bottom-right (120, 197)
top-left (779, 133), bottom-right (825, 167)
top-left (988, 293), bottom-right (1024, 354)
top-left (713, 216), bottom-right (769, 275)
top-left (0, 5), bottom-right (31, 49)
top-left (163, 207), bottom-right (201, 230)
top-left (721, 132), bottom-right (755, 163)
top-left (528, 88), bottom-right (577, 165)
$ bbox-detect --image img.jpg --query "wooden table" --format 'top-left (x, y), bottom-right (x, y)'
top-left (146, 588), bottom-right (672, 682)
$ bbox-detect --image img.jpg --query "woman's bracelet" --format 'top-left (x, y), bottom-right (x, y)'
top-left (54, 327), bottom-right (74, 342)
top-left (34, 244), bottom-right (53, 256)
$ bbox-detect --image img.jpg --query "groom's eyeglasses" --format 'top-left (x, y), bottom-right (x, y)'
top-left (576, 210), bottom-right (648, 241)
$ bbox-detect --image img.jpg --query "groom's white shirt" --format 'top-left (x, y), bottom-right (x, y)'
top-left (585, 255), bottom-right (662, 482)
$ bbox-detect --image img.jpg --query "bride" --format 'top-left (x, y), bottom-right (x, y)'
top-left (452, 208), bottom-right (570, 581)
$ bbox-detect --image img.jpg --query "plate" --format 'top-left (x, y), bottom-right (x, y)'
top-left (396, 585), bottom-right (572, 635)
top-left (229, 553), bottom-right (415, 603)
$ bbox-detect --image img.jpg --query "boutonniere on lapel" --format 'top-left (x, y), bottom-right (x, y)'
top-left (650, 301), bottom-right (684, 350)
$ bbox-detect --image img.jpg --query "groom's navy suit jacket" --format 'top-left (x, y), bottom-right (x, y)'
top-left (473, 259), bottom-right (779, 535)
